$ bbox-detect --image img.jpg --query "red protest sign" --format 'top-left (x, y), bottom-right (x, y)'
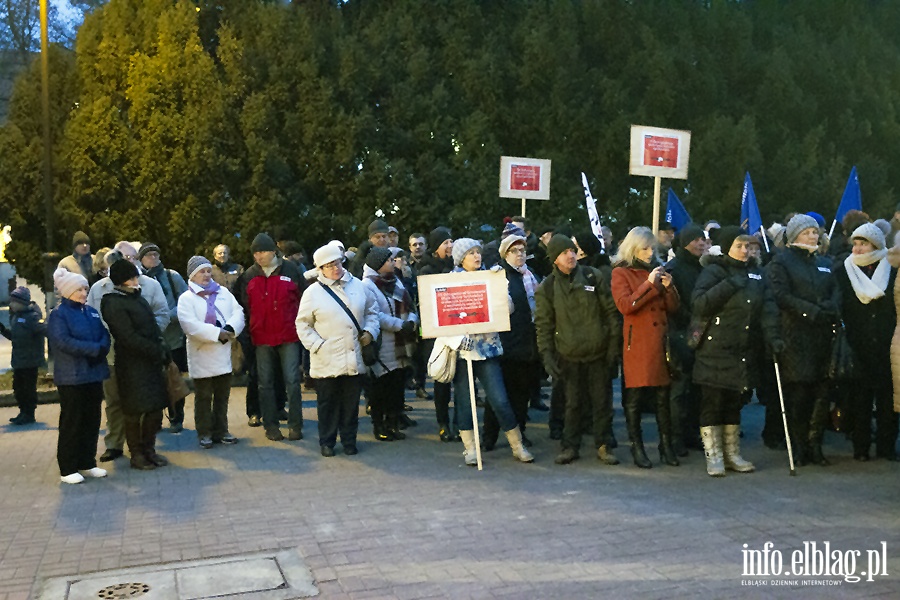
top-left (510, 164), bottom-right (541, 192)
top-left (643, 135), bottom-right (679, 168)
top-left (435, 283), bottom-right (491, 327)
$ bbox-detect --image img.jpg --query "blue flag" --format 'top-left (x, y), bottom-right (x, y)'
top-left (834, 166), bottom-right (862, 227)
top-left (740, 172), bottom-right (763, 235)
top-left (665, 189), bottom-right (691, 232)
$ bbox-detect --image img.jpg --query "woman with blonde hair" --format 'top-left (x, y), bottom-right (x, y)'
top-left (611, 227), bottom-right (680, 468)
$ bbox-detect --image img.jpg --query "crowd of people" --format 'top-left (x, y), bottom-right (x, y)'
top-left (4, 205), bottom-right (900, 483)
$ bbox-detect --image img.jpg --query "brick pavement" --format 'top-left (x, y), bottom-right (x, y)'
top-left (1, 383), bottom-right (899, 599)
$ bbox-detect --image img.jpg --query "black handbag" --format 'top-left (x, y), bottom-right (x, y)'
top-left (827, 320), bottom-right (856, 380)
top-left (318, 282), bottom-right (382, 366)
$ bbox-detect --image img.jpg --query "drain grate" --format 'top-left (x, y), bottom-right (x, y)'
top-left (96, 582), bottom-right (151, 599)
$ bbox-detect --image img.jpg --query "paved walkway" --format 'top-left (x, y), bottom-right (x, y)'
top-left (1, 384), bottom-right (899, 599)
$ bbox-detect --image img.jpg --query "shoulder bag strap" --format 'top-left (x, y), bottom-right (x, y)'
top-left (319, 281), bottom-right (364, 335)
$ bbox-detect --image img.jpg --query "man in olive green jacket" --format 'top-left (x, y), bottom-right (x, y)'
top-left (535, 234), bottom-right (621, 466)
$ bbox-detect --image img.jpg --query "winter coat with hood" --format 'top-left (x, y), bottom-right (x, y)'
top-left (765, 245), bottom-right (839, 383)
top-left (691, 255), bottom-right (781, 392)
top-left (535, 263), bottom-right (620, 364)
top-left (295, 269), bottom-right (380, 379)
top-left (177, 282), bottom-right (246, 380)
top-left (611, 262), bottom-right (680, 388)
top-left (48, 298), bottom-right (110, 385)
top-left (0, 302), bottom-right (46, 369)
top-left (100, 288), bottom-right (168, 415)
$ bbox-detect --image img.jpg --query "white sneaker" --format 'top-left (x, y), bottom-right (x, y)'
top-left (79, 467), bottom-right (108, 478)
top-left (60, 473), bottom-right (85, 484)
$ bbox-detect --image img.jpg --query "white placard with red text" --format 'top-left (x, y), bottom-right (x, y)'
top-left (499, 156), bottom-right (551, 200)
top-left (417, 270), bottom-right (510, 339)
top-left (629, 125), bottom-right (691, 179)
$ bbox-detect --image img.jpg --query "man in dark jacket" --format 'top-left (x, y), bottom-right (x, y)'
top-left (535, 235), bottom-right (621, 465)
top-left (349, 219), bottom-right (391, 279)
top-left (236, 233), bottom-right (307, 442)
top-left (0, 287), bottom-right (46, 424)
top-left (665, 223), bottom-right (708, 454)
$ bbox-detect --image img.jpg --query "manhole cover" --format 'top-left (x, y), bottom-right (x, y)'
top-left (96, 582), bottom-right (151, 599)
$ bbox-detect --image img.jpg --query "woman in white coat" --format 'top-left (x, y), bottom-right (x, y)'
top-left (296, 243), bottom-right (380, 457)
top-left (361, 246), bottom-right (419, 441)
top-left (177, 256), bottom-right (245, 449)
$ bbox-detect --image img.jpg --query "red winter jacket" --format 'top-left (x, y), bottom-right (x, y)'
top-left (239, 259), bottom-right (305, 347)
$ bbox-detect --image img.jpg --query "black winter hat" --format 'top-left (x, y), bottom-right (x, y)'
top-left (110, 259), bottom-right (139, 285)
top-left (365, 246), bottom-right (393, 272)
top-left (717, 226), bottom-right (744, 254)
top-left (368, 219), bottom-right (390, 237)
top-left (678, 223), bottom-right (705, 249)
top-left (427, 227), bottom-right (452, 253)
top-left (574, 231), bottom-right (601, 258)
top-left (547, 234), bottom-right (577, 264)
top-left (250, 233), bottom-right (277, 253)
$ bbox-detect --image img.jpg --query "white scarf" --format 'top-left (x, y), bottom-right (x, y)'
top-left (843, 249), bottom-right (890, 304)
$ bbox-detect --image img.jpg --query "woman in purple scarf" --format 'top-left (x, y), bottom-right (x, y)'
top-left (177, 256), bottom-right (246, 449)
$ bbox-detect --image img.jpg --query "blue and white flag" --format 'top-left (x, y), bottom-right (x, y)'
top-left (833, 166), bottom-right (862, 232)
top-left (740, 172), bottom-right (763, 235)
top-left (665, 189), bottom-right (691, 232)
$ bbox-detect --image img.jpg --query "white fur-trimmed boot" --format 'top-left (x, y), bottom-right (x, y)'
top-left (505, 428), bottom-right (534, 463)
top-left (700, 426), bottom-right (725, 477)
top-left (722, 424), bottom-right (755, 473)
top-left (459, 430), bottom-right (479, 466)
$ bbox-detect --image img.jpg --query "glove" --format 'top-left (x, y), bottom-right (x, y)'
top-left (401, 320), bottom-right (417, 334)
top-left (359, 331), bottom-right (374, 346)
top-left (729, 274), bottom-right (748, 289)
top-left (542, 353), bottom-right (562, 381)
top-left (769, 339), bottom-right (786, 357)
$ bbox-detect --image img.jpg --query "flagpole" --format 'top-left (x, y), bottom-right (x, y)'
top-left (759, 225), bottom-right (770, 253)
top-left (828, 220), bottom-right (836, 239)
top-left (652, 177), bottom-right (661, 235)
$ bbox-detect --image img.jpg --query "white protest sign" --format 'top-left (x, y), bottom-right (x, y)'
top-left (499, 156), bottom-right (551, 217)
top-left (628, 125), bottom-right (692, 234)
top-left (418, 270), bottom-right (510, 339)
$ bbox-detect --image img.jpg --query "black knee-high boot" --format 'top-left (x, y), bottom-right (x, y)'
top-left (625, 391), bottom-right (651, 469)
top-left (655, 386), bottom-right (680, 466)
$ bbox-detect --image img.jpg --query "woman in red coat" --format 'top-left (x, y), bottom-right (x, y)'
top-left (612, 226), bottom-right (680, 468)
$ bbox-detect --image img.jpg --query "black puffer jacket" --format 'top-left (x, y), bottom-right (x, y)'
top-left (498, 260), bottom-right (538, 362)
top-left (101, 288), bottom-right (169, 416)
top-left (834, 259), bottom-right (897, 381)
top-left (691, 255), bottom-right (780, 392)
top-left (765, 246), bottom-right (839, 383)
top-left (416, 253), bottom-right (454, 276)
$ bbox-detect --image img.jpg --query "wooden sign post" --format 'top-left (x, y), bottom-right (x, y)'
top-left (628, 126), bottom-right (691, 234)
top-left (418, 270), bottom-right (511, 471)
top-left (499, 156), bottom-right (551, 218)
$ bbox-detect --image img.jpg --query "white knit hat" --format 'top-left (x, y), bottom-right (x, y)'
top-left (851, 222), bottom-right (886, 251)
top-left (451, 238), bottom-right (481, 266)
top-left (53, 267), bottom-right (88, 299)
top-left (313, 243), bottom-right (343, 268)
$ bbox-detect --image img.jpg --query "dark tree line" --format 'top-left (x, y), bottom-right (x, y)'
top-left (2, 0), bottom-right (900, 281)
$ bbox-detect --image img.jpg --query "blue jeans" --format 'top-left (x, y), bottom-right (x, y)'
top-left (453, 358), bottom-right (517, 432)
top-left (256, 342), bottom-right (303, 431)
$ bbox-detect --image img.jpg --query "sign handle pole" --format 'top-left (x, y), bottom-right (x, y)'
top-left (652, 176), bottom-right (661, 236)
top-left (521, 198), bottom-right (526, 218)
top-left (467, 357), bottom-right (483, 471)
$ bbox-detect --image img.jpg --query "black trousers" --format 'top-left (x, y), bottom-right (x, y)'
top-left (57, 382), bottom-right (104, 476)
top-left (483, 358), bottom-right (535, 444)
top-left (846, 379), bottom-right (898, 456)
top-left (370, 369), bottom-right (405, 423)
top-left (316, 375), bottom-right (362, 448)
top-left (699, 386), bottom-right (742, 427)
top-left (560, 358), bottom-right (613, 452)
top-left (784, 380), bottom-right (829, 448)
top-left (243, 342), bottom-right (288, 418)
top-left (13, 367), bottom-right (38, 417)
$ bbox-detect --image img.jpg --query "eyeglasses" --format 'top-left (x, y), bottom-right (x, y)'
top-left (320, 261), bottom-right (341, 270)
top-left (507, 248), bottom-right (527, 255)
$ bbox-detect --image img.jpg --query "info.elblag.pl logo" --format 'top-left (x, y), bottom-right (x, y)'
top-left (741, 541), bottom-right (889, 587)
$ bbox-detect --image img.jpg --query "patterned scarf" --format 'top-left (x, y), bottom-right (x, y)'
top-left (192, 280), bottom-right (221, 324)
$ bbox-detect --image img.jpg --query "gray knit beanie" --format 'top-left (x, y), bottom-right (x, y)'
top-left (187, 255), bottom-right (212, 280)
top-left (451, 238), bottom-right (481, 266)
top-left (785, 214), bottom-right (819, 244)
